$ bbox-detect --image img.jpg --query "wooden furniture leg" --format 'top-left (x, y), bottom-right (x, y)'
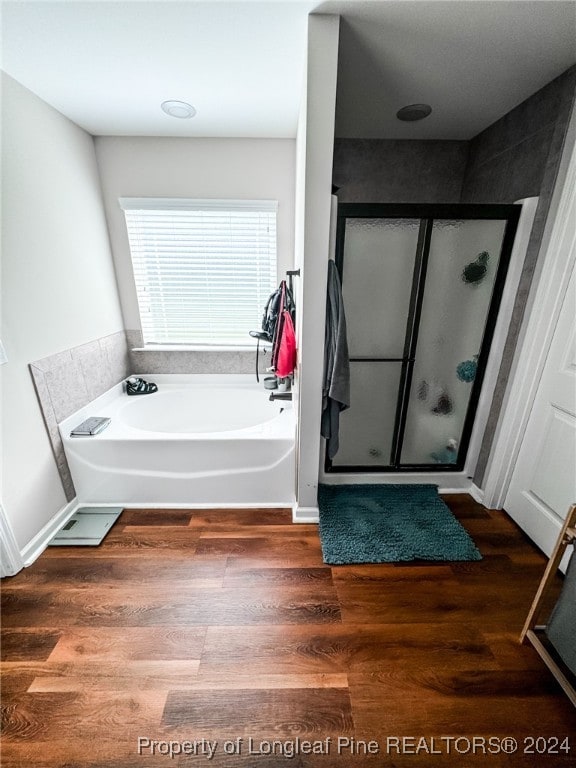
top-left (520, 503), bottom-right (576, 706)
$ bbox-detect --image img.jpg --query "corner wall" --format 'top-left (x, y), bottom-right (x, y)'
top-left (294, 14), bottom-right (340, 520)
top-left (1, 74), bottom-right (124, 551)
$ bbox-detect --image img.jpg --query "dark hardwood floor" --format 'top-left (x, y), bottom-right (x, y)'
top-left (2, 496), bottom-right (575, 767)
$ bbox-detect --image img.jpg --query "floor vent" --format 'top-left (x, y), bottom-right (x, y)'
top-left (49, 507), bottom-right (123, 546)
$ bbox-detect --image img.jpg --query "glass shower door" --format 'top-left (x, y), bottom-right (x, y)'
top-left (331, 217), bottom-right (421, 468)
top-left (328, 204), bottom-right (520, 472)
top-left (400, 218), bottom-right (508, 466)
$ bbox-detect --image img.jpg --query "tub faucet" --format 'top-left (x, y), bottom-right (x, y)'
top-left (269, 392), bottom-right (292, 401)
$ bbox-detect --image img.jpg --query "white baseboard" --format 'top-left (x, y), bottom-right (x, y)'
top-left (292, 505), bottom-right (319, 523)
top-left (469, 483), bottom-right (486, 506)
top-left (78, 501), bottom-right (294, 510)
top-left (20, 497), bottom-right (79, 566)
top-left (19, 499), bottom-right (299, 566)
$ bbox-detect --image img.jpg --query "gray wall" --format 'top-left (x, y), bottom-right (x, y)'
top-left (461, 67), bottom-right (576, 204)
top-left (333, 139), bottom-right (469, 202)
top-left (464, 66), bottom-right (576, 485)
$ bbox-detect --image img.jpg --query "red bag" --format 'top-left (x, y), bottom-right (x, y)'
top-left (275, 309), bottom-right (297, 378)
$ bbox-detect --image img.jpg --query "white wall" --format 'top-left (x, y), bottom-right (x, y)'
top-left (294, 15), bottom-right (340, 520)
top-left (1, 73), bottom-right (124, 550)
top-left (94, 137), bottom-right (296, 332)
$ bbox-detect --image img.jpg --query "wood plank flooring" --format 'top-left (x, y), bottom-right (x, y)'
top-left (2, 496), bottom-right (575, 767)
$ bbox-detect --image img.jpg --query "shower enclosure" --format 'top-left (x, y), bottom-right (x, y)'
top-left (328, 203), bottom-right (520, 473)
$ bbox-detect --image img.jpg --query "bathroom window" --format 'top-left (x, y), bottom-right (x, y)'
top-left (120, 198), bottom-right (277, 346)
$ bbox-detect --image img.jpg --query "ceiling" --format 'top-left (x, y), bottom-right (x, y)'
top-left (2, 1), bottom-right (575, 140)
top-left (333, 1), bottom-right (576, 139)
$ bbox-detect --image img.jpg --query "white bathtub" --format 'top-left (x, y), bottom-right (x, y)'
top-left (59, 375), bottom-right (295, 506)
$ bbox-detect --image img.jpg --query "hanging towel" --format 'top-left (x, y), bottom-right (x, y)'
top-left (321, 260), bottom-right (350, 459)
top-left (275, 309), bottom-right (297, 378)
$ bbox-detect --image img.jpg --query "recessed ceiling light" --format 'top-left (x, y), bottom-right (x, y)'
top-left (396, 104), bottom-right (432, 122)
top-left (161, 100), bottom-right (196, 119)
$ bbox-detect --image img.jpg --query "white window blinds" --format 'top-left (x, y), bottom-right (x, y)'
top-left (120, 198), bottom-right (278, 346)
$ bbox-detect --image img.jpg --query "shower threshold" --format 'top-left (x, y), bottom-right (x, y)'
top-left (319, 470), bottom-right (474, 494)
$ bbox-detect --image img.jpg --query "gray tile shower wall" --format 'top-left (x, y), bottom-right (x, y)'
top-left (466, 65), bottom-right (576, 486)
top-left (332, 139), bottom-right (469, 203)
top-left (29, 330), bottom-right (131, 500)
top-left (461, 67), bottom-right (576, 204)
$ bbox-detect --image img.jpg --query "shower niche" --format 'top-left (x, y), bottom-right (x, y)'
top-left (328, 203), bottom-right (520, 473)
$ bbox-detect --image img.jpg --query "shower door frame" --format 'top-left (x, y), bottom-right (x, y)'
top-left (326, 202), bottom-right (521, 474)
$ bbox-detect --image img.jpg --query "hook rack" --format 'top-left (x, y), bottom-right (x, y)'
top-left (286, 269), bottom-right (300, 293)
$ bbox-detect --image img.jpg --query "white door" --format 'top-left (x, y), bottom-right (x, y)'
top-left (504, 262), bottom-right (576, 558)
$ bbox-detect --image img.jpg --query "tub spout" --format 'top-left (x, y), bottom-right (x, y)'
top-left (269, 392), bottom-right (292, 401)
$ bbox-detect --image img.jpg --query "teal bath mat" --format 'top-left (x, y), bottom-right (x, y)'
top-left (318, 484), bottom-right (482, 564)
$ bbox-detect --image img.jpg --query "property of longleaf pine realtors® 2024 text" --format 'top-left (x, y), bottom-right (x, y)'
top-left (136, 735), bottom-right (572, 759)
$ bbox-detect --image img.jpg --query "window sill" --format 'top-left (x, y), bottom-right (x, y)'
top-left (131, 345), bottom-right (269, 353)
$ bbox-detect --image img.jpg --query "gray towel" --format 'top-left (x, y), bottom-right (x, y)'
top-left (321, 260), bottom-right (350, 459)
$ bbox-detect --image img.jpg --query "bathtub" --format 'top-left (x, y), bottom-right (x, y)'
top-left (59, 375), bottom-right (295, 506)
